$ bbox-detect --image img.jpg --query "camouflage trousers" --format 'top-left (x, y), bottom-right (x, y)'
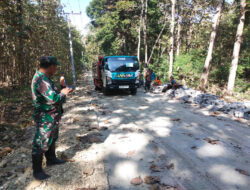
top-left (32, 112), bottom-right (60, 155)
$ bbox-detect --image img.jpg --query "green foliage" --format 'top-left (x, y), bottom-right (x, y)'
top-left (85, 0), bottom-right (249, 95)
top-left (0, 0), bottom-right (84, 86)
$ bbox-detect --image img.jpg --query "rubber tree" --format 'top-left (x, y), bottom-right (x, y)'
top-left (227, 0), bottom-right (246, 93)
top-left (168, 0), bottom-right (176, 78)
top-left (199, 0), bottom-right (224, 90)
top-left (143, 0), bottom-right (148, 65)
top-left (176, 0), bottom-right (182, 56)
top-left (137, 0), bottom-right (144, 63)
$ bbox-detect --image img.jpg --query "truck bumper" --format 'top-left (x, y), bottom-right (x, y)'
top-left (106, 82), bottom-right (139, 90)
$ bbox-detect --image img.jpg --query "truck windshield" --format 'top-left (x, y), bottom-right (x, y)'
top-left (105, 57), bottom-right (139, 72)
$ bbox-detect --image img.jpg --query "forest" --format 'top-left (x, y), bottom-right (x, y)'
top-left (85, 0), bottom-right (249, 97)
top-left (0, 0), bottom-right (84, 87)
top-left (0, 0), bottom-right (249, 99)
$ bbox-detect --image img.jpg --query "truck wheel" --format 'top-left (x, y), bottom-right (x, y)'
top-left (102, 87), bottom-right (109, 95)
top-left (131, 88), bottom-right (137, 95)
top-left (95, 85), bottom-right (101, 91)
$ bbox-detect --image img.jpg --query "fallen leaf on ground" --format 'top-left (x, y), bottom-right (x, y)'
top-left (83, 168), bottom-right (95, 176)
top-left (171, 118), bottom-right (181, 122)
top-left (130, 176), bottom-right (143, 185)
top-left (210, 112), bottom-right (220, 117)
top-left (104, 120), bottom-right (109, 124)
top-left (166, 163), bottom-right (175, 170)
top-left (118, 136), bottom-right (128, 139)
top-left (122, 128), bottom-right (134, 132)
top-left (137, 129), bottom-right (144, 133)
top-left (127, 150), bottom-right (136, 157)
top-left (0, 147), bottom-right (13, 158)
top-left (235, 168), bottom-right (249, 176)
top-left (99, 127), bottom-right (108, 131)
top-left (144, 176), bottom-right (160, 184)
top-left (150, 164), bottom-right (163, 172)
top-left (233, 145), bottom-right (241, 150)
top-left (204, 138), bottom-right (220, 145)
top-left (191, 146), bottom-right (197, 150)
top-left (91, 103), bottom-right (97, 107)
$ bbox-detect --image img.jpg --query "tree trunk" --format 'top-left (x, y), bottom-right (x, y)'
top-left (137, 0), bottom-right (144, 63)
top-left (199, 0), bottom-right (223, 89)
top-left (147, 12), bottom-right (168, 64)
top-left (168, 0), bottom-right (176, 79)
top-left (176, 4), bottom-right (182, 56)
top-left (186, 3), bottom-right (198, 52)
top-left (227, 0), bottom-right (246, 93)
top-left (17, 0), bottom-right (25, 84)
top-left (187, 11), bottom-right (194, 52)
top-left (143, 0), bottom-right (148, 65)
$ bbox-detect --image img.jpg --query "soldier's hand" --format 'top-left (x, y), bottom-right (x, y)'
top-left (61, 87), bottom-right (71, 95)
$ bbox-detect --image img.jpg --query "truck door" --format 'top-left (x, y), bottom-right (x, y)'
top-left (101, 58), bottom-right (106, 88)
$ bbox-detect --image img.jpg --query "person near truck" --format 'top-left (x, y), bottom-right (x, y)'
top-left (31, 56), bottom-right (71, 180)
top-left (145, 68), bottom-right (152, 92)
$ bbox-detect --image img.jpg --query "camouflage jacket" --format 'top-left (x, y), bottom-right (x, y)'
top-left (31, 71), bottom-right (66, 119)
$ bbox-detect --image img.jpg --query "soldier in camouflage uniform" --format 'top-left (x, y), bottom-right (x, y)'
top-left (31, 56), bottom-right (71, 180)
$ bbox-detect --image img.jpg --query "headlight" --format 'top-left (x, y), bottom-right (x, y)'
top-left (107, 77), bottom-right (112, 84)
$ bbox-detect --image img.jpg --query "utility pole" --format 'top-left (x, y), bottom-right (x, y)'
top-left (63, 11), bottom-right (81, 85)
top-left (81, 51), bottom-right (85, 71)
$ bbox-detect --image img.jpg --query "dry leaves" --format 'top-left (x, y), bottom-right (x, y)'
top-left (122, 128), bottom-right (134, 132)
top-left (166, 163), bottom-right (175, 170)
top-left (235, 168), bottom-right (249, 176)
top-left (171, 118), bottom-right (181, 122)
top-left (204, 138), bottom-right (220, 145)
top-left (210, 111), bottom-right (220, 117)
top-left (144, 176), bottom-right (160, 184)
top-left (83, 168), bottom-right (95, 176)
top-left (137, 129), bottom-right (144, 133)
top-left (0, 147), bottom-right (13, 158)
top-left (130, 176), bottom-right (143, 185)
top-left (127, 150), bottom-right (136, 157)
top-left (150, 164), bottom-right (163, 172)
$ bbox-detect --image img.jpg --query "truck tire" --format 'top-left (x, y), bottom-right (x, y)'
top-left (95, 85), bottom-right (99, 91)
top-left (102, 87), bottom-right (109, 95)
top-left (131, 88), bottom-right (137, 95)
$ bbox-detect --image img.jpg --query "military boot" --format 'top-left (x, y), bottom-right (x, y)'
top-left (45, 141), bottom-right (66, 166)
top-left (32, 153), bottom-right (50, 180)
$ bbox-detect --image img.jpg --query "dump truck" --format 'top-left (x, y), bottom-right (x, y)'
top-left (92, 55), bottom-right (140, 95)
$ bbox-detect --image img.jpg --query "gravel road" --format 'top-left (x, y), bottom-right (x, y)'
top-left (1, 73), bottom-right (250, 190)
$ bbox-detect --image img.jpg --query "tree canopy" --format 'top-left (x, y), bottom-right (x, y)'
top-left (85, 0), bottom-right (249, 95)
top-left (0, 0), bottom-right (84, 86)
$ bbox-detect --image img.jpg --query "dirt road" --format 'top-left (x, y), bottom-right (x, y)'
top-left (1, 73), bottom-right (250, 190)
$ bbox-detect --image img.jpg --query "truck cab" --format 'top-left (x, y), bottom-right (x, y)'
top-left (93, 56), bottom-right (140, 95)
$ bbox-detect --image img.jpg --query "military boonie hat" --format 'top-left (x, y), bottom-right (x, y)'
top-left (40, 56), bottom-right (60, 66)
